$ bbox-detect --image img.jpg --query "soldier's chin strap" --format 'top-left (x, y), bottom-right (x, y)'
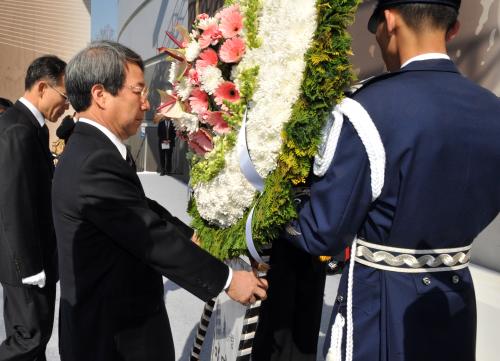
top-left (321, 98), bottom-right (386, 361)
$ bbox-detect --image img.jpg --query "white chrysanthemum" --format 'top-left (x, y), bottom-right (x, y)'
top-left (198, 17), bottom-right (218, 30)
top-left (168, 62), bottom-right (178, 84)
top-left (190, 29), bottom-right (200, 40)
top-left (194, 149), bottom-right (256, 227)
top-left (194, 0), bottom-right (318, 227)
top-left (176, 113), bottom-right (199, 133)
top-left (176, 78), bottom-right (193, 101)
top-left (185, 41), bottom-right (201, 62)
top-left (199, 66), bottom-right (223, 95)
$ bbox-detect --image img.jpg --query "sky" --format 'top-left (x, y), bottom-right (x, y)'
top-left (91, 0), bottom-right (118, 41)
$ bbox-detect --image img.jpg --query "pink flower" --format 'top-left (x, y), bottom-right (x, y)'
top-left (216, 5), bottom-right (240, 20)
top-left (206, 111), bottom-right (231, 134)
top-left (197, 13), bottom-right (209, 21)
top-left (219, 9), bottom-right (243, 38)
top-left (219, 37), bottom-right (245, 63)
top-left (199, 24), bottom-right (223, 49)
top-left (196, 48), bottom-right (218, 69)
top-left (189, 128), bottom-right (213, 155)
top-left (215, 81), bottom-right (240, 103)
top-left (188, 68), bottom-right (200, 85)
top-left (189, 88), bottom-right (209, 114)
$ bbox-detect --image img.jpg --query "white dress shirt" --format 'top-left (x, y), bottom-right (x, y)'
top-left (78, 118), bottom-right (233, 291)
top-left (400, 53), bottom-right (450, 69)
top-left (19, 97), bottom-right (45, 127)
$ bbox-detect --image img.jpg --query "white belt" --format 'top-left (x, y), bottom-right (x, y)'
top-left (354, 239), bottom-right (471, 273)
top-left (326, 238), bottom-right (472, 361)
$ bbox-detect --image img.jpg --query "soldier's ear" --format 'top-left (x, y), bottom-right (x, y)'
top-left (446, 20), bottom-right (460, 42)
top-left (384, 9), bottom-right (397, 35)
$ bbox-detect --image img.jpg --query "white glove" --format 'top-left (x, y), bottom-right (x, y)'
top-left (21, 270), bottom-right (46, 288)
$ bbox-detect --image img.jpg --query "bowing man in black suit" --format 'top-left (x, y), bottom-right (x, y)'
top-left (0, 56), bottom-right (68, 360)
top-left (52, 40), bottom-right (268, 361)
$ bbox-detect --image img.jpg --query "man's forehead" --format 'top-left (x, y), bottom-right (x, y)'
top-left (124, 62), bottom-right (145, 83)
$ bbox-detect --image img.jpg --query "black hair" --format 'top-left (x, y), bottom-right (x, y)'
top-left (396, 3), bottom-right (458, 32)
top-left (24, 55), bottom-right (67, 90)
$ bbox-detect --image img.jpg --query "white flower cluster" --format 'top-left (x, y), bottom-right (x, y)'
top-left (185, 40), bottom-right (201, 62)
top-left (168, 62), bottom-right (178, 84)
top-left (175, 78), bottom-right (193, 101)
top-left (193, 0), bottom-right (318, 227)
top-left (199, 66), bottom-right (224, 95)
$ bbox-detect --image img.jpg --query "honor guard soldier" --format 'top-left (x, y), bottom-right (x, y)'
top-left (284, 1), bottom-right (500, 360)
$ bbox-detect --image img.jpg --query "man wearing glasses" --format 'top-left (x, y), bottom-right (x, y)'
top-left (52, 41), bottom-right (267, 361)
top-left (0, 55), bottom-right (68, 360)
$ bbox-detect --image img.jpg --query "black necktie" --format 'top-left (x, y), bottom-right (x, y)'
top-left (126, 149), bottom-right (137, 172)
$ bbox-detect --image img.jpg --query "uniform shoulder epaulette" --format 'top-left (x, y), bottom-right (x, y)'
top-left (350, 71), bottom-right (405, 96)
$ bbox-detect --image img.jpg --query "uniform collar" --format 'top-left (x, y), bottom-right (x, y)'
top-left (78, 118), bottom-right (127, 160)
top-left (400, 53), bottom-right (450, 69)
top-left (18, 97), bottom-right (45, 127)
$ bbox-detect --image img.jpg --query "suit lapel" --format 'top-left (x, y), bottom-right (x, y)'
top-left (74, 123), bottom-right (146, 197)
top-left (14, 101), bottom-right (54, 173)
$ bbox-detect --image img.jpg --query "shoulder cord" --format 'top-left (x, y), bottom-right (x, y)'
top-left (322, 98), bottom-right (386, 361)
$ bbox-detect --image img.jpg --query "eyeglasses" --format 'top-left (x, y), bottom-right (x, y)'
top-left (126, 85), bottom-right (149, 100)
top-left (47, 83), bottom-right (70, 105)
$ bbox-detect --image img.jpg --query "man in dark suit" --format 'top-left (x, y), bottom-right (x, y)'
top-left (157, 117), bottom-right (176, 175)
top-left (0, 55), bottom-right (68, 360)
top-left (284, 1), bottom-right (500, 360)
top-left (53, 41), bottom-right (268, 361)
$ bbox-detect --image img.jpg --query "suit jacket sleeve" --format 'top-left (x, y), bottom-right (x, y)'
top-left (0, 124), bottom-right (44, 279)
top-left (146, 198), bottom-right (193, 238)
top-left (285, 120), bottom-right (373, 256)
top-left (78, 150), bottom-right (228, 301)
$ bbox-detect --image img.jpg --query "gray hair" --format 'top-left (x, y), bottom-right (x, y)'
top-left (65, 41), bottom-right (144, 112)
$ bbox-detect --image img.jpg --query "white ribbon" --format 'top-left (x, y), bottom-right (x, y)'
top-left (237, 108), bottom-right (269, 266)
top-left (237, 109), bottom-right (265, 192)
top-left (245, 205), bottom-right (266, 265)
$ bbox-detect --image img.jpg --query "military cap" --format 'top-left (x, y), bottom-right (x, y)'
top-left (368, 0), bottom-right (461, 33)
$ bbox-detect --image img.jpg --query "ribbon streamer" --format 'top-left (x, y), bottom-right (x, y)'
top-left (237, 109), bottom-right (265, 192)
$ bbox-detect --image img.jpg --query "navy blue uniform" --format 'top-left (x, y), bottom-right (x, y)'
top-left (287, 59), bottom-right (500, 360)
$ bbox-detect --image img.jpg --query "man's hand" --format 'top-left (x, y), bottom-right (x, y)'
top-left (226, 270), bottom-right (268, 305)
top-left (191, 232), bottom-right (201, 246)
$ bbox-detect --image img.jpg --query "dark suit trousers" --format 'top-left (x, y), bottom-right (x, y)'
top-left (159, 147), bottom-right (173, 173)
top-left (252, 239), bottom-right (326, 361)
top-left (0, 282), bottom-right (56, 361)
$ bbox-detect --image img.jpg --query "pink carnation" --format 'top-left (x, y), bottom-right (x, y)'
top-left (189, 88), bottom-right (209, 114)
top-left (219, 37), bottom-right (245, 63)
top-left (216, 5), bottom-right (240, 20)
top-left (196, 48), bottom-right (218, 69)
top-left (197, 13), bottom-right (209, 21)
top-left (215, 81), bottom-right (240, 103)
top-left (219, 8), bottom-right (243, 38)
top-left (199, 24), bottom-right (223, 49)
top-left (188, 68), bottom-right (200, 85)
